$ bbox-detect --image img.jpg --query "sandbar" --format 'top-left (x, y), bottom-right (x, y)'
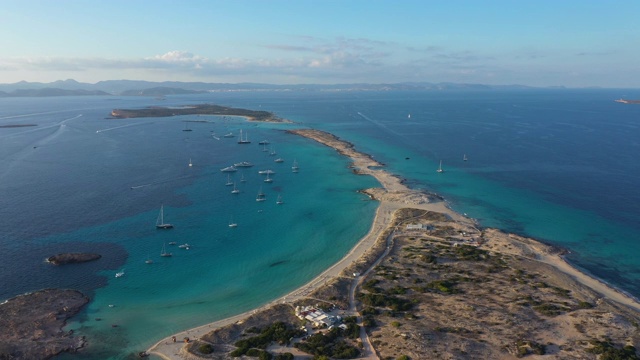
top-left (147, 129), bottom-right (640, 359)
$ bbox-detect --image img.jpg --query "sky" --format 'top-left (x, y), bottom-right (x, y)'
top-left (1, 0), bottom-right (638, 87)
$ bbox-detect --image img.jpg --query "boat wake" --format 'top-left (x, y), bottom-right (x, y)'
top-left (96, 122), bottom-right (152, 133)
top-left (130, 175), bottom-right (192, 189)
top-left (356, 111), bottom-right (402, 137)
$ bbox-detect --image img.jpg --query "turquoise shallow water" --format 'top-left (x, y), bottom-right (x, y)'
top-left (1, 89), bottom-right (640, 359)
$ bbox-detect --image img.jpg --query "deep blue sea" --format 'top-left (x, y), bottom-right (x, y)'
top-left (1, 89), bottom-right (639, 359)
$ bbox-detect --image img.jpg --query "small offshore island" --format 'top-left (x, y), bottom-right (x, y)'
top-left (147, 129), bottom-right (640, 360)
top-left (110, 103), bottom-right (285, 122)
top-left (47, 253), bottom-right (101, 265)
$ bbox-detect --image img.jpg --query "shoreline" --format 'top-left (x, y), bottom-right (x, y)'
top-left (148, 128), bottom-right (640, 359)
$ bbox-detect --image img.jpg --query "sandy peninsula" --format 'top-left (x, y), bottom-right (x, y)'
top-left (147, 129), bottom-right (640, 360)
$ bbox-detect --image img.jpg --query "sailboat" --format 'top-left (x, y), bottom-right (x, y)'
top-left (156, 205), bottom-right (174, 229)
top-left (182, 122), bottom-right (192, 132)
top-left (269, 146), bottom-right (276, 156)
top-left (240, 172), bottom-right (247, 182)
top-left (256, 186), bottom-right (266, 202)
top-left (237, 129), bottom-right (251, 144)
top-left (188, 158), bottom-right (193, 167)
top-left (276, 194), bottom-right (284, 205)
top-left (231, 182), bottom-right (240, 194)
top-left (264, 173), bottom-right (273, 183)
top-left (291, 159), bottom-right (299, 173)
top-left (261, 143), bottom-right (268, 152)
top-left (145, 257), bottom-right (153, 264)
top-left (463, 154), bottom-right (468, 161)
top-left (115, 269), bottom-right (125, 278)
top-left (228, 216), bottom-right (237, 228)
top-left (436, 160), bottom-right (444, 173)
top-left (225, 174), bottom-right (234, 186)
top-left (160, 243), bottom-right (172, 257)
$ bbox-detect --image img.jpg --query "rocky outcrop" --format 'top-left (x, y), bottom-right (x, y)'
top-left (0, 289), bottom-right (89, 359)
top-left (47, 253), bottom-right (101, 265)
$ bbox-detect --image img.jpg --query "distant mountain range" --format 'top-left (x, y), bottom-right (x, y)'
top-left (0, 79), bottom-right (542, 98)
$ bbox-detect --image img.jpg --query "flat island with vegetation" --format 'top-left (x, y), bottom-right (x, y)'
top-left (110, 103), bottom-right (285, 122)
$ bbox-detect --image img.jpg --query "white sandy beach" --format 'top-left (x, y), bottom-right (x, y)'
top-left (148, 128), bottom-right (640, 359)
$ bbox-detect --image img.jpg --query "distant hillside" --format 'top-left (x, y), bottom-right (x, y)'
top-left (120, 87), bottom-right (207, 96)
top-left (0, 79), bottom-right (540, 96)
top-left (0, 88), bottom-right (110, 97)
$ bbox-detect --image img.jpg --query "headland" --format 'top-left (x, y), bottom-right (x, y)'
top-left (0, 289), bottom-right (89, 360)
top-left (147, 128), bottom-right (640, 359)
top-left (615, 99), bottom-right (640, 104)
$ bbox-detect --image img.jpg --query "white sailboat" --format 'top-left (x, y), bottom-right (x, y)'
top-left (264, 173), bottom-right (273, 183)
top-left (436, 160), bottom-right (444, 173)
top-left (269, 146), bottom-right (276, 156)
top-left (237, 129), bottom-right (251, 144)
top-left (240, 172), bottom-right (246, 182)
top-left (115, 269), bottom-right (125, 278)
top-left (292, 159), bottom-right (299, 173)
top-left (225, 174), bottom-right (234, 186)
top-left (463, 154), bottom-right (468, 161)
top-left (231, 182), bottom-right (240, 194)
top-left (160, 243), bottom-right (172, 257)
top-left (276, 194), bottom-right (284, 205)
top-left (188, 158), bottom-right (193, 167)
top-left (256, 186), bottom-right (266, 202)
top-left (156, 205), bottom-right (173, 229)
top-left (228, 216), bottom-right (237, 228)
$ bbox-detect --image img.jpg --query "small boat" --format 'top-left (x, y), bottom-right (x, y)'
top-left (223, 132), bottom-right (234, 138)
top-left (115, 270), bottom-right (125, 278)
top-left (225, 174), bottom-right (234, 186)
top-left (220, 166), bottom-right (238, 172)
top-left (274, 158), bottom-right (284, 163)
top-left (292, 159), bottom-right (299, 173)
top-left (276, 194), bottom-right (284, 205)
top-left (188, 158), bottom-right (193, 167)
top-left (463, 154), bottom-right (468, 161)
top-left (178, 243), bottom-right (190, 249)
top-left (156, 205), bottom-right (174, 229)
top-left (234, 161), bottom-right (254, 167)
top-left (256, 186), bottom-right (266, 202)
top-left (168, 241), bottom-right (177, 245)
top-left (258, 140), bottom-right (269, 145)
top-left (231, 182), bottom-right (240, 194)
top-left (237, 129), bottom-right (251, 144)
top-left (160, 243), bottom-right (173, 257)
top-left (258, 169), bottom-right (275, 175)
top-left (436, 160), bottom-right (444, 173)
top-left (264, 173), bottom-right (273, 183)
top-left (144, 259), bottom-right (153, 264)
top-left (408, 113), bottom-right (411, 119)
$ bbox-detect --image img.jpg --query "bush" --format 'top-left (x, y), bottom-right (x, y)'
top-left (274, 353), bottom-right (294, 360)
top-left (198, 343), bottom-right (214, 354)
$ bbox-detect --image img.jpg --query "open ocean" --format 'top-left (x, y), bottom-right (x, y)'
top-left (1, 89), bottom-right (639, 359)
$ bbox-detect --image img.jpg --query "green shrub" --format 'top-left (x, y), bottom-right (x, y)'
top-left (198, 343), bottom-right (214, 354)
